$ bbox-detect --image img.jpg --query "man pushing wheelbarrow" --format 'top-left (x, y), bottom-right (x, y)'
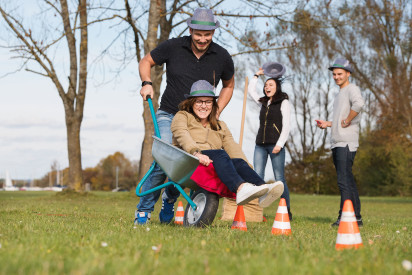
top-left (135, 8), bottom-right (235, 225)
top-left (135, 8), bottom-right (283, 226)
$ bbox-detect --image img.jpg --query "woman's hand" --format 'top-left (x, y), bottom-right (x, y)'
top-left (272, 145), bottom-right (282, 154)
top-left (195, 152), bottom-right (213, 166)
top-left (255, 68), bottom-right (264, 76)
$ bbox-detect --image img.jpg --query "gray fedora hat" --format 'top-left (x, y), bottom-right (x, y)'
top-left (328, 58), bottom-right (353, 73)
top-left (262, 62), bottom-right (286, 78)
top-left (185, 80), bottom-right (218, 98)
top-left (186, 8), bottom-right (220, 31)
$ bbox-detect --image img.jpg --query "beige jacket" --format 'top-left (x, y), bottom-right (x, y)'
top-left (171, 111), bottom-right (248, 163)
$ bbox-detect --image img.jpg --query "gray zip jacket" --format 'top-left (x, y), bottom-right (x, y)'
top-left (331, 83), bottom-right (365, 151)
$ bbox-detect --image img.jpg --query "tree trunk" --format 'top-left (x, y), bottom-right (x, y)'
top-left (65, 114), bottom-right (84, 191)
top-left (137, 0), bottom-right (165, 181)
top-left (60, 0), bottom-right (88, 190)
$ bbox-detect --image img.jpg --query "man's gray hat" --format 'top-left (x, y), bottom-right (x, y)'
top-left (185, 80), bottom-right (218, 98)
top-left (328, 58), bottom-right (353, 73)
top-left (187, 8), bottom-right (220, 30)
top-left (262, 62), bottom-right (286, 78)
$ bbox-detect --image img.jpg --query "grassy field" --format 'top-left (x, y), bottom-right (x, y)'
top-left (0, 191), bottom-right (411, 275)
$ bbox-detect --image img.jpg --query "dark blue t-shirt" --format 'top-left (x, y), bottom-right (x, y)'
top-left (150, 36), bottom-right (234, 114)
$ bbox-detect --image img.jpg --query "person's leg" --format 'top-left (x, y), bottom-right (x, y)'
top-left (231, 158), bottom-right (266, 186)
top-left (347, 149), bottom-right (362, 220)
top-left (135, 110), bottom-right (174, 224)
top-left (253, 145), bottom-right (269, 179)
top-left (201, 150), bottom-right (244, 193)
top-left (332, 146), bottom-right (353, 221)
top-left (269, 146), bottom-right (290, 210)
top-left (202, 150), bottom-right (268, 205)
top-left (233, 157), bottom-right (283, 208)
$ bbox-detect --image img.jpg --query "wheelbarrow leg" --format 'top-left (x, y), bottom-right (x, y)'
top-left (135, 161), bottom-right (157, 197)
top-left (173, 183), bottom-right (197, 211)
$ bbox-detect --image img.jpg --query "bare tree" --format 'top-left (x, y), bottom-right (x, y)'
top-left (0, 0), bottom-right (88, 191)
top-left (278, 0), bottom-right (411, 195)
top-left (281, 9), bottom-right (334, 163)
top-left (322, 0), bottom-right (412, 137)
top-left (119, 0), bottom-right (188, 180)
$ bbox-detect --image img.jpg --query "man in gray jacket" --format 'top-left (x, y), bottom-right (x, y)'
top-left (316, 58), bottom-right (365, 227)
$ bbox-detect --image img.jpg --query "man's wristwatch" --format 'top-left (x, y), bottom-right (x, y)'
top-left (142, 81), bottom-right (153, 87)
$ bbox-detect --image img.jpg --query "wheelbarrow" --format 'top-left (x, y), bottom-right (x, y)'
top-left (135, 98), bottom-right (220, 227)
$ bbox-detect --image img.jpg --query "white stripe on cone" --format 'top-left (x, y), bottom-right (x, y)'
top-left (341, 210), bottom-right (354, 216)
top-left (273, 221), bottom-right (291, 230)
top-left (175, 216), bottom-right (184, 222)
top-left (336, 233), bottom-right (362, 245)
top-left (341, 216), bottom-right (356, 222)
top-left (277, 206), bottom-right (288, 214)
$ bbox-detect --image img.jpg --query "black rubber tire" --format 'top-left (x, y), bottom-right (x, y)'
top-left (183, 189), bottom-right (219, 228)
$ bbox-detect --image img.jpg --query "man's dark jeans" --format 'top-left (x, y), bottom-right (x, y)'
top-left (332, 146), bottom-right (362, 220)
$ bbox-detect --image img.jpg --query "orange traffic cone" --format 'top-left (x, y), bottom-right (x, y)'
top-left (271, 198), bottom-right (291, 236)
top-left (231, 205), bottom-right (247, 231)
top-left (174, 201), bottom-right (184, 225)
top-left (335, 200), bottom-right (363, 250)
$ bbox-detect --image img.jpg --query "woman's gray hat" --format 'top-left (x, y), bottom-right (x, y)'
top-left (262, 62), bottom-right (286, 78)
top-left (185, 80), bottom-right (218, 98)
top-left (186, 8), bottom-right (220, 31)
top-left (328, 58), bottom-right (353, 73)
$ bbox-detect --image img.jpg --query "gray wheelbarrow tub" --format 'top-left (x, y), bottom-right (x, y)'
top-left (152, 136), bottom-right (200, 190)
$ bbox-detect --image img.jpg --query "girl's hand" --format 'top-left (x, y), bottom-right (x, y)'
top-left (272, 145), bottom-right (281, 154)
top-left (255, 68), bottom-right (264, 76)
top-left (195, 153), bottom-right (213, 166)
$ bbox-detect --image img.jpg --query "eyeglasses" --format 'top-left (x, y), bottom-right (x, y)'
top-left (194, 99), bottom-right (214, 106)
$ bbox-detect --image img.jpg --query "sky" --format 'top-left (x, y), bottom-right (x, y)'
top-left (0, 1), bottom-right (286, 182)
top-left (0, 42), bottom-right (268, 181)
top-left (0, 49), bottom-right (265, 180)
top-left (0, 50), bottom-right (144, 180)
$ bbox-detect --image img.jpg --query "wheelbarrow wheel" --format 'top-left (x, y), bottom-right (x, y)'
top-left (184, 189), bottom-right (219, 228)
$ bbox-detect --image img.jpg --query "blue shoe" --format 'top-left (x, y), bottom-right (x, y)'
top-left (134, 210), bottom-right (151, 225)
top-left (159, 193), bottom-right (176, 224)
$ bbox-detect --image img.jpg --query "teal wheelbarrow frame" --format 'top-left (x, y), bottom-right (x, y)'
top-left (135, 98), bottom-right (219, 227)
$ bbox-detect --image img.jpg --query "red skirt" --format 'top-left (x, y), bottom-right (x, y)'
top-left (190, 163), bottom-right (236, 199)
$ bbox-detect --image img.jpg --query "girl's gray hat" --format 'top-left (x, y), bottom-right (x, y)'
top-left (262, 62), bottom-right (286, 78)
top-left (328, 58), bottom-right (354, 73)
top-left (185, 80), bottom-right (218, 98)
top-left (187, 8), bottom-right (220, 31)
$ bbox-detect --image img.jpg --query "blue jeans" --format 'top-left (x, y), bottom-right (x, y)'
top-left (253, 145), bottom-right (290, 209)
top-left (332, 146), bottom-right (361, 220)
top-left (202, 150), bottom-right (265, 193)
top-left (136, 110), bottom-right (175, 213)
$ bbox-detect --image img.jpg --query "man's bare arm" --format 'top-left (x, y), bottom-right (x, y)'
top-left (216, 75), bottom-right (235, 117)
top-left (341, 109), bottom-right (360, 128)
top-left (139, 53), bottom-right (156, 100)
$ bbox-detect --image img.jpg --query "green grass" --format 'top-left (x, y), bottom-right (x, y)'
top-left (0, 191), bottom-right (411, 274)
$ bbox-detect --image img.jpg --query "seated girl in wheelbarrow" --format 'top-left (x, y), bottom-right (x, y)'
top-left (164, 80), bottom-right (284, 207)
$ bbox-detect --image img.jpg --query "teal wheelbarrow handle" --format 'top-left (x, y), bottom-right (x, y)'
top-left (135, 97), bottom-right (197, 211)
